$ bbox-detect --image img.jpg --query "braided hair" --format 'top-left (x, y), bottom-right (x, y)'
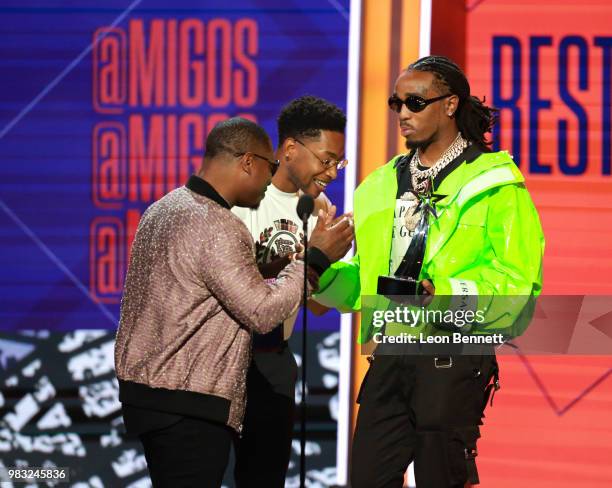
top-left (408, 55), bottom-right (498, 151)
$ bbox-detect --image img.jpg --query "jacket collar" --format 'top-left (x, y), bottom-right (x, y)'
top-left (185, 175), bottom-right (230, 209)
top-left (394, 144), bottom-right (484, 191)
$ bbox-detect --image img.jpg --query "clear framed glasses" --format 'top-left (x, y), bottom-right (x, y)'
top-left (294, 138), bottom-right (348, 171)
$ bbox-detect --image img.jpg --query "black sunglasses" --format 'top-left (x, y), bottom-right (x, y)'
top-left (236, 151), bottom-right (280, 176)
top-left (388, 93), bottom-right (452, 113)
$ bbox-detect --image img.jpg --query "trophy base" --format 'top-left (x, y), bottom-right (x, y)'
top-left (377, 275), bottom-right (418, 297)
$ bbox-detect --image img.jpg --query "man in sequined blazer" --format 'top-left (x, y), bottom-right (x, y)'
top-left (114, 117), bottom-right (353, 487)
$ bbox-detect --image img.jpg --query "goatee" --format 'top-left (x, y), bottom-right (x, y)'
top-left (405, 135), bottom-right (435, 152)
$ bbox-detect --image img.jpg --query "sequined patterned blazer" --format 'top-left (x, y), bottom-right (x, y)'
top-left (114, 181), bottom-right (314, 432)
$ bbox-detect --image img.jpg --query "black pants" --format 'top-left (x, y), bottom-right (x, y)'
top-left (234, 346), bottom-right (298, 488)
top-left (139, 416), bottom-right (233, 488)
top-left (351, 354), bottom-right (498, 488)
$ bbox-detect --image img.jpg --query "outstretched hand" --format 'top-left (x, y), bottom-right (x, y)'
top-left (309, 207), bottom-right (354, 263)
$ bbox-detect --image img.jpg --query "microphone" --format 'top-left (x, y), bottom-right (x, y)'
top-left (295, 194), bottom-right (313, 488)
top-left (296, 194), bottom-right (314, 223)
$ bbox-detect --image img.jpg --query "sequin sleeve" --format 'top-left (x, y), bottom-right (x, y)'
top-left (198, 210), bottom-right (311, 333)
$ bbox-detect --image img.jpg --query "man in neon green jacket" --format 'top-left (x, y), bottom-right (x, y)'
top-left (315, 56), bottom-right (544, 487)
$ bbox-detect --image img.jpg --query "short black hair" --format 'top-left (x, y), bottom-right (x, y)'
top-left (277, 95), bottom-right (346, 145)
top-left (205, 117), bottom-right (271, 159)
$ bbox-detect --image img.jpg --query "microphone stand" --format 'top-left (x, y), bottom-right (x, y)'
top-left (300, 216), bottom-right (308, 488)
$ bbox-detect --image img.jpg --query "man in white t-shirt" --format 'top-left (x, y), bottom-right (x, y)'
top-left (232, 96), bottom-right (349, 487)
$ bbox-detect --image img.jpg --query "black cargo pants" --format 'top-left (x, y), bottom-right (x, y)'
top-left (351, 353), bottom-right (499, 488)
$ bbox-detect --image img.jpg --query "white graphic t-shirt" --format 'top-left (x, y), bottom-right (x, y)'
top-left (233, 184), bottom-right (318, 339)
top-left (389, 192), bottom-right (423, 274)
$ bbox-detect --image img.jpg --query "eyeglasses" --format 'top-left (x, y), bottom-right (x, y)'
top-left (294, 139), bottom-right (348, 171)
top-left (388, 93), bottom-right (452, 113)
top-left (235, 151), bottom-right (280, 176)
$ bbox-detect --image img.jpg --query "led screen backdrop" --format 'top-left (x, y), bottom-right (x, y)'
top-left (348, 1), bottom-right (612, 487)
top-left (466, 1), bottom-right (612, 486)
top-left (0, 0), bottom-right (350, 330)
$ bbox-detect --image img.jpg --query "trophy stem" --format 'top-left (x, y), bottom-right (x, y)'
top-left (377, 183), bottom-right (443, 298)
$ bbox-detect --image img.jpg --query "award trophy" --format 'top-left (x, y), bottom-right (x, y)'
top-left (377, 181), bottom-right (443, 298)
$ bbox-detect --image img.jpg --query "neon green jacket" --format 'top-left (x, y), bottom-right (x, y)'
top-left (314, 150), bottom-right (545, 343)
